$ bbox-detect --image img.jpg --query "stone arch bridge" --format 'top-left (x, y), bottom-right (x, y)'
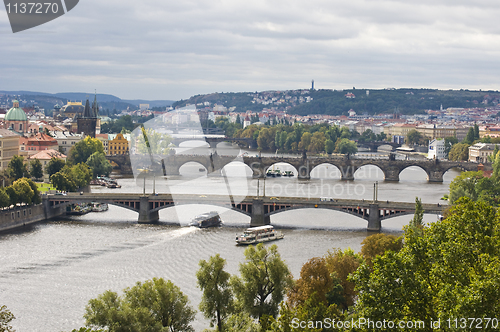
top-left (46, 193), bottom-right (445, 231)
top-left (162, 155), bottom-right (479, 182)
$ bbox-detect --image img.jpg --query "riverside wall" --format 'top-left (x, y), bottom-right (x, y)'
top-left (0, 199), bottom-right (67, 234)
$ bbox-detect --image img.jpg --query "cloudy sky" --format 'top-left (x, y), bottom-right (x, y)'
top-left (1, 0), bottom-right (500, 101)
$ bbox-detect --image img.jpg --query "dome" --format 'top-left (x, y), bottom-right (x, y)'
top-left (5, 100), bottom-right (27, 121)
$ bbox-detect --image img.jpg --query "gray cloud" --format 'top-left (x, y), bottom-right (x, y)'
top-left (1, 0), bottom-right (500, 100)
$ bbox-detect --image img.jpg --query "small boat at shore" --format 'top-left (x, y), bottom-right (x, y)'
top-left (236, 225), bottom-right (284, 245)
top-left (91, 202), bottom-right (109, 212)
top-left (66, 203), bottom-right (91, 215)
top-left (190, 211), bottom-right (222, 228)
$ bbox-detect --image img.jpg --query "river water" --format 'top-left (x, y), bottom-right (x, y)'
top-left (0, 161), bottom-right (460, 332)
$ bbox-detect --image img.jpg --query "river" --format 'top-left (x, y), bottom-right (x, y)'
top-left (0, 163), bottom-right (460, 332)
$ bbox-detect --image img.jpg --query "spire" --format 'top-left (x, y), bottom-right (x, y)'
top-left (83, 99), bottom-right (92, 118)
top-left (92, 91), bottom-right (99, 117)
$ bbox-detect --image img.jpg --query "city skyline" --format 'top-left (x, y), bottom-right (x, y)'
top-left (1, 0), bottom-right (500, 101)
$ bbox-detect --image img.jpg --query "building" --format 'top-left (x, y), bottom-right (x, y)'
top-left (77, 97), bottom-right (99, 138)
top-left (20, 132), bottom-right (58, 155)
top-left (468, 143), bottom-right (499, 163)
top-left (27, 149), bottom-right (66, 182)
top-left (96, 133), bottom-right (109, 155)
top-left (57, 101), bottom-right (84, 118)
top-left (0, 128), bottom-right (20, 170)
top-left (416, 124), bottom-right (456, 140)
top-left (51, 131), bottom-right (83, 155)
top-left (108, 133), bottom-right (129, 155)
top-left (4, 100), bottom-right (28, 134)
top-left (428, 139), bottom-right (446, 160)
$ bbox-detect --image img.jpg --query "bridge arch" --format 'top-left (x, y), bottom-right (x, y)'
top-left (178, 140), bottom-right (210, 148)
top-left (310, 163), bottom-right (342, 179)
top-left (264, 162), bottom-right (299, 177)
top-left (151, 201), bottom-right (252, 218)
top-left (221, 161), bottom-right (253, 178)
top-left (178, 161), bottom-right (209, 176)
top-left (353, 164), bottom-right (385, 181)
top-left (399, 165), bottom-right (430, 182)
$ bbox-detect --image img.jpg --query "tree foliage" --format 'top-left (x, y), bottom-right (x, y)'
top-left (29, 159), bottom-right (43, 181)
top-left (0, 305), bottom-right (15, 332)
top-left (50, 163), bottom-right (92, 192)
top-left (85, 278), bottom-right (196, 332)
top-left (86, 152), bottom-right (112, 178)
top-left (352, 198), bottom-right (500, 331)
top-left (231, 244), bottom-right (293, 320)
top-left (6, 155), bottom-right (29, 181)
top-left (323, 248), bottom-right (363, 310)
top-left (335, 138), bottom-right (358, 156)
top-left (360, 233), bottom-right (403, 267)
top-left (68, 137), bottom-right (105, 165)
top-left (448, 142), bottom-right (470, 161)
top-left (197, 254), bottom-right (234, 332)
top-left (45, 157), bottom-right (66, 178)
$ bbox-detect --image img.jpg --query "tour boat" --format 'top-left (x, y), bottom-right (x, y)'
top-left (91, 202), bottom-right (109, 212)
top-left (190, 211), bottom-right (222, 228)
top-left (235, 225), bottom-right (284, 245)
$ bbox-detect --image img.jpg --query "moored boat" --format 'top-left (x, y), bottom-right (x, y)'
top-left (91, 202), bottom-right (109, 212)
top-left (236, 225), bottom-right (284, 245)
top-left (190, 211), bottom-right (222, 228)
top-left (66, 203), bottom-right (92, 215)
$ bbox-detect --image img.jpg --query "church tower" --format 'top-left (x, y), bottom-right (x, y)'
top-left (77, 94), bottom-right (99, 138)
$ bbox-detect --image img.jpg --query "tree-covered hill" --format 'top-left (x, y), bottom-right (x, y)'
top-left (173, 88), bottom-right (500, 116)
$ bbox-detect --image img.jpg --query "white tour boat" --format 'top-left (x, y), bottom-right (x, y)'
top-left (236, 225), bottom-right (284, 245)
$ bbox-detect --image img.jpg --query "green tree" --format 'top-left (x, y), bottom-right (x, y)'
top-left (409, 197), bottom-right (424, 229)
top-left (231, 244), bottom-right (293, 321)
top-left (324, 248), bottom-right (363, 310)
top-left (86, 152), bottom-right (112, 178)
top-left (406, 129), bottom-right (423, 145)
top-left (70, 163), bottom-right (93, 188)
top-left (6, 155), bottom-right (29, 181)
top-left (85, 278), bottom-right (196, 332)
top-left (335, 138), bottom-right (358, 156)
top-left (444, 136), bottom-right (458, 158)
top-left (324, 139), bottom-right (335, 154)
top-left (12, 178), bottom-right (34, 205)
top-left (68, 137), bottom-right (105, 165)
top-left (5, 186), bottom-right (18, 206)
top-left (474, 123), bottom-right (480, 140)
top-left (25, 178), bottom-right (41, 204)
top-left (448, 171), bottom-right (484, 204)
top-left (30, 159), bottom-right (43, 181)
top-left (197, 254), bottom-right (234, 332)
top-left (287, 257), bottom-right (333, 307)
top-left (135, 128), bottom-right (172, 155)
top-left (0, 189), bottom-right (10, 208)
top-left (50, 171), bottom-right (76, 192)
top-left (352, 198), bottom-right (500, 331)
top-left (0, 305), bottom-right (15, 332)
top-left (45, 157), bottom-right (66, 178)
top-left (360, 233), bottom-right (403, 267)
top-left (448, 142), bottom-right (470, 161)
top-left (465, 127), bottom-right (476, 144)
top-left (298, 132), bottom-right (312, 151)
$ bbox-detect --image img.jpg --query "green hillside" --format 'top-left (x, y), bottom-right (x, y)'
top-left (173, 88), bottom-right (499, 115)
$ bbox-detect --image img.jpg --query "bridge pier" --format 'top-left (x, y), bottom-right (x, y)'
top-left (250, 199), bottom-right (270, 227)
top-left (383, 167), bottom-right (400, 182)
top-left (367, 203), bottom-right (381, 231)
top-left (138, 196), bottom-right (159, 223)
top-left (340, 165), bottom-right (356, 181)
top-left (428, 171), bottom-right (444, 183)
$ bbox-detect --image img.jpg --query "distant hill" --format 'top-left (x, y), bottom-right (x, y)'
top-left (174, 88), bottom-right (500, 116)
top-left (0, 91), bottom-right (174, 112)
